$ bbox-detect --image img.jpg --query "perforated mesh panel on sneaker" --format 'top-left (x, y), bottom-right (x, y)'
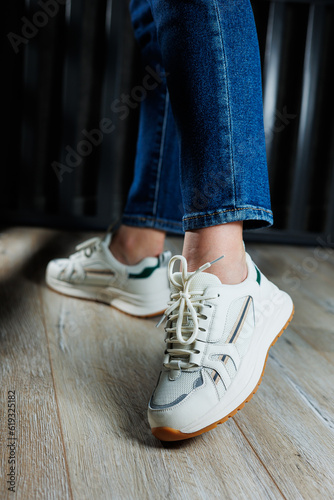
top-left (170, 272), bottom-right (220, 295)
top-left (221, 296), bottom-right (254, 346)
top-left (221, 297), bottom-right (246, 341)
top-left (165, 272), bottom-right (255, 400)
top-left (210, 296), bottom-right (255, 393)
top-left (234, 301), bottom-right (255, 359)
top-left (151, 370), bottom-right (203, 407)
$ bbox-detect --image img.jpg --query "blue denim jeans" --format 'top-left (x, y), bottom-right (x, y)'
top-left (122, 0), bottom-right (273, 234)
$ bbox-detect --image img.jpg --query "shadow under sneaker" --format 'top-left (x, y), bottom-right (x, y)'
top-left (148, 252), bottom-right (294, 440)
top-left (46, 233), bottom-right (171, 317)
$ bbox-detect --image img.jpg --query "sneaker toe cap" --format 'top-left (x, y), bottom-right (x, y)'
top-left (148, 373), bottom-right (219, 433)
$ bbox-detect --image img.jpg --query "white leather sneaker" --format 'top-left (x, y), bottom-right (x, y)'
top-left (148, 253), bottom-right (294, 440)
top-left (46, 233), bottom-right (171, 317)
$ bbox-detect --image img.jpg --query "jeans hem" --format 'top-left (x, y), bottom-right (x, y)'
top-left (182, 207), bottom-right (273, 231)
top-left (122, 214), bottom-right (184, 235)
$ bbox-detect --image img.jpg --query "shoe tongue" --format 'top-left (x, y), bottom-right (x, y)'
top-left (168, 271), bottom-right (221, 353)
top-left (171, 271), bottom-right (221, 294)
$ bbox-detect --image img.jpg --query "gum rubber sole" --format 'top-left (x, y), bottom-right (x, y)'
top-left (151, 305), bottom-right (295, 442)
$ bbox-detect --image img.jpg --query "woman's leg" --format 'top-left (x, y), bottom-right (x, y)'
top-left (146, 0), bottom-right (272, 280)
top-left (148, 0), bottom-right (272, 229)
top-left (111, 0), bottom-right (184, 265)
top-left (111, 0), bottom-right (184, 264)
top-left (46, 0), bottom-right (182, 317)
top-left (146, 0), bottom-right (294, 441)
top-left (182, 222), bottom-right (247, 284)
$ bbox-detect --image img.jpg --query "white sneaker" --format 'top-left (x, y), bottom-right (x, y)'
top-left (148, 252), bottom-right (294, 440)
top-left (46, 233), bottom-right (172, 317)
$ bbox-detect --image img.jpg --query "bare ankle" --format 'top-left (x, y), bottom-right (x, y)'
top-left (182, 222), bottom-right (247, 285)
top-left (109, 225), bottom-right (166, 265)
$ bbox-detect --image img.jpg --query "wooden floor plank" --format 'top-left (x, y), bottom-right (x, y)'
top-left (234, 357), bottom-right (334, 499)
top-left (271, 326), bottom-right (334, 426)
top-left (0, 228), bottom-right (71, 500)
top-left (236, 243), bottom-right (334, 499)
top-left (41, 286), bottom-right (282, 500)
top-left (247, 244), bottom-right (334, 331)
top-left (2, 229), bottom-right (334, 499)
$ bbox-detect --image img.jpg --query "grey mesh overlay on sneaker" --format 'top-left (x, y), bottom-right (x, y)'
top-left (151, 371), bottom-right (203, 408)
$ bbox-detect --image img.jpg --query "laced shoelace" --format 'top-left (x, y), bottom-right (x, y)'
top-left (73, 237), bottom-right (102, 257)
top-left (61, 237), bottom-right (103, 281)
top-left (157, 255), bottom-right (223, 370)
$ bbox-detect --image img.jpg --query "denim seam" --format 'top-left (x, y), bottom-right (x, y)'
top-left (213, 0), bottom-right (236, 206)
top-left (152, 90), bottom-right (170, 216)
top-left (183, 207), bottom-right (273, 221)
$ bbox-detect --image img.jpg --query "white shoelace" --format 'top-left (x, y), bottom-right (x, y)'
top-left (74, 236), bottom-right (102, 256)
top-left (158, 255), bottom-right (223, 370)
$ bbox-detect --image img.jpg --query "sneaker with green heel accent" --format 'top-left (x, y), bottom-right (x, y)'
top-left (46, 233), bottom-right (171, 317)
top-left (148, 252), bottom-right (294, 440)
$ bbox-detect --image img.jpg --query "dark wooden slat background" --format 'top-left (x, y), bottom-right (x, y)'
top-left (2, 0), bottom-right (334, 245)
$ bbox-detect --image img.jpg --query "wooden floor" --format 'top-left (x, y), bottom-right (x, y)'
top-left (0, 227), bottom-right (333, 500)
